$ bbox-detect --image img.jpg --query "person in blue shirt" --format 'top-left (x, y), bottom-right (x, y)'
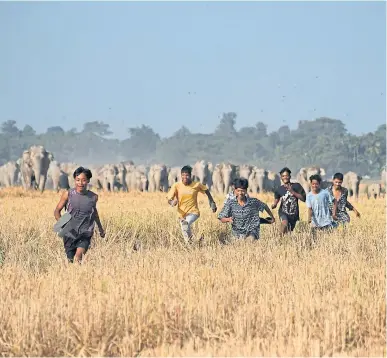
top-left (306, 174), bottom-right (337, 233)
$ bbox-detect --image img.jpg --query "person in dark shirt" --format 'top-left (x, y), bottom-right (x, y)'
top-left (271, 167), bottom-right (306, 234)
top-left (54, 167), bottom-right (105, 263)
top-left (218, 178), bottom-right (275, 240)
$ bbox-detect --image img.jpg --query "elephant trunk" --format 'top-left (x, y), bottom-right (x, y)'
top-left (154, 171), bottom-right (161, 191)
top-left (141, 177), bottom-right (148, 192)
top-left (223, 175), bottom-right (231, 195)
top-left (119, 172), bottom-right (127, 191)
top-left (353, 181), bottom-right (359, 200)
top-left (33, 162), bottom-right (42, 192)
top-left (257, 176), bottom-right (265, 193)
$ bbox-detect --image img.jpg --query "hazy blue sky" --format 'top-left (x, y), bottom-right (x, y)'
top-left (0, 1), bottom-right (385, 139)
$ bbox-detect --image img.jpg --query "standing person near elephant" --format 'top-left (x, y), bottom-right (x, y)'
top-left (328, 172), bottom-right (361, 226)
top-left (218, 178), bottom-right (275, 241)
top-left (167, 165), bottom-right (217, 243)
top-left (271, 167), bottom-right (306, 234)
top-left (306, 174), bottom-right (337, 233)
top-left (54, 167), bottom-right (105, 263)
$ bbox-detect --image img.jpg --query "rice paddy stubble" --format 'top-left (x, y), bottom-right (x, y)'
top-left (0, 188), bottom-right (385, 356)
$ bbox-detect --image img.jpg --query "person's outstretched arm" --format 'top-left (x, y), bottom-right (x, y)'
top-left (288, 183), bottom-right (306, 202)
top-left (94, 195), bottom-right (105, 237)
top-left (54, 190), bottom-right (69, 221)
top-left (166, 183), bottom-right (177, 206)
top-left (344, 190), bottom-right (360, 217)
top-left (205, 189), bottom-right (217, 212)
top-left (262, 202), bottom-right (276, 223)
top-left (198, 183), bottom-right (217, 212)
top-left (271, 188), bottom-right (281, 209)
top-left (306, 194), bottom-right (312, 224)
top-left (218, 200), bottom-right (232, 223)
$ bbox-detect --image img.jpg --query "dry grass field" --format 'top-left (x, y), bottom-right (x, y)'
top-left (0, 188), bottom-right (385, 357)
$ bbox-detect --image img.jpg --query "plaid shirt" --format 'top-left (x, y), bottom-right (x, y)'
top-left (218, 197), bottom-right (265, 238)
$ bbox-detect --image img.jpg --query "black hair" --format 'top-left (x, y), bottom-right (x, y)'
top-left (333, 172), bottom-right (344, 181)
top-left (309, 174), bottom-right (321, 183)
top-left (279, 167), bottom-right (291, 175)
top-left (181, 165), bottom-right (192, 175)
top-left (234, 178), bottom-right (249, 190)
top-left (73, 166), bottom-right (92, 180)
top-left (232, 177), bottom-right (247, 188)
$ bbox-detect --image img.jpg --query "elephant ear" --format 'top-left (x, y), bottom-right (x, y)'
top-left (22, 150), bottom-right (32, 164)
top-left (47, 152), bottom-right (54, 161)
top-left (320, 168), bottom-right (326, 176)
top-left (299, 168), bottom-right (308, 178)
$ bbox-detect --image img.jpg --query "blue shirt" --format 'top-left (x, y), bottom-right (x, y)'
top-left (306, 189), bottom-right (333, 228)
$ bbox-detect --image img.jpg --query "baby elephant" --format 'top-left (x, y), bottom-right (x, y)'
top-left (367, 183), bottom-right (381, 199)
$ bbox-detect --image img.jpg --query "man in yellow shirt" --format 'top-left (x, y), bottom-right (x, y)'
top-left (167, 165), bottom-right (217, 243)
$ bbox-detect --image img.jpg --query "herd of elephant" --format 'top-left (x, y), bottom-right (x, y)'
top-left (0, 145), bottom-right (385, 199)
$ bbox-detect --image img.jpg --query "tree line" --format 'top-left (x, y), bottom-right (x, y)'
top-left (0, 114), bottom-right (385, 178)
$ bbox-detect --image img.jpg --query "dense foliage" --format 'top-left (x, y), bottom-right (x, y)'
top-left (0, 115), bottom-right (385, 177)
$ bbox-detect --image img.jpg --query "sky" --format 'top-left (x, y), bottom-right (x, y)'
top-left (0, 1), bottom-right (385, 139)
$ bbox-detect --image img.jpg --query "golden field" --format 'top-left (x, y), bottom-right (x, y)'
top-left (0, 188), bottom-right (385, 357)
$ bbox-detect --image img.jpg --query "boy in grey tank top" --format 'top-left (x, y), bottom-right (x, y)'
top-left (54, 167), bottom-right (105, 263)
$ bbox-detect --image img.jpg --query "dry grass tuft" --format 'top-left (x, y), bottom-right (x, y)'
top-left (0, 188), bottom-right (385, 356)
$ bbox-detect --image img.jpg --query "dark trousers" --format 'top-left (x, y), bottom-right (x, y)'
top-left (63, 234), bottom-right (92, 262)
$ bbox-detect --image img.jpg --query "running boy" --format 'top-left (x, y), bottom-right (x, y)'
top-left (271, 167), bottom-right (306, 234)
top-left (306, 174), bottom-right (337, 232)
top-left (218, 178), bottom-right (275, 241)
top-left (167, 165), bottom-right (217, 243)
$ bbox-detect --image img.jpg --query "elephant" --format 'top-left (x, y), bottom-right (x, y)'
top-left (18, 145), bottom-right (53, 192)
top-left (211, 163), bottom-right (236, 195)
top-left (148, 164), bottom-right (168, 192)
top-left (88, 165), bottom-right (105, 190)
top-left (343, 171), bottom-right (362, 199)
top-left (367, 183), bottom-right (381, 199)
top-left (208, 162), bottom-right (214, 176)
top-left (192, 160), bottom-right (209, 185)
top-left (381, 167), bottom-right (386, 197)
top-left (99, 164), bottom-right (119, 192)
top-left (248, 167), bottom-right (267, 194)
top-left (296, 166), bottom-right (326, 193)
top-left (168, 167), bottom-right (181, 188)
top-left (0, 161), bottom-right (20, 187)
top-left (126, 166), bottom-right (148, 192)
top-left (124, 164), bottom-right (137, 191)
top-left (266, 170), bottom-right (281, 192)
top-left (211, 164), bottom-right (223, 194)
top-left (59, 162), bottom-right (79, 188)
top-left (47, 161), bottom-right (70, 192)
top-left (114, 162), bottom-right (127, 191)
top-left (238, 164), bottom-right (252, 181)
top-left (206, 162), bottom-right (214, 190)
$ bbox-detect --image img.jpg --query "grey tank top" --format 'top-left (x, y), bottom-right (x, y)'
top-left (66, 188), bottom-right (97, 236)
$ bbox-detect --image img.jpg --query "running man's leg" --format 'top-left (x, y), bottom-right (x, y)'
top-left (73, 235), bottom-right (92, 263)
top-left (180, 214), bottom-right (199, 242)
top-left (279, 213), bottom-right (290, 234)
top-left (279, 213), bottom-right (298, 234)
top-left (63, 236), bottom-right (76, 263)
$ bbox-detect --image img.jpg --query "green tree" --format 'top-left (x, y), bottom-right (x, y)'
top-left (83, 121), bottom-right (112, 136)
top-left (1, 120), bottom-right (20, 136)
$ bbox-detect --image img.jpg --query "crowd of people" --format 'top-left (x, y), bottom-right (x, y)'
top-left (53, 165), bottom-right (361, 263)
